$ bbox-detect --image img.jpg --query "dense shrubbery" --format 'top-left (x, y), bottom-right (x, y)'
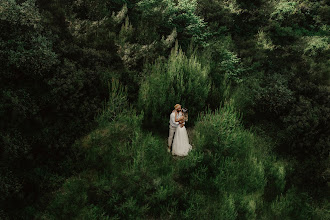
top-left (1, 0), bottom-right (329, 219)
top-left (40, 84), bottom-right (177, 219)
top-left (38, 102), bottom-right (324, 219)
top-left (0, 0), bottom-right (119, 217)
top-left (137, 0), bottom-right (210, 49)
top-left (181, 105), bottom-right (273, 219)
top-left (139, 41), bottom-right (210, 128)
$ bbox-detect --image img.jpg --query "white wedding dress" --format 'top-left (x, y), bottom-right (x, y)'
top-left (172, 125), bottom-right (192, 156)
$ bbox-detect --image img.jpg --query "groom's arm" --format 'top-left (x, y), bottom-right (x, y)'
top-left (170, 112), bottom-right (179, 125)
top-left (175, 117), bottom-right (184, 122)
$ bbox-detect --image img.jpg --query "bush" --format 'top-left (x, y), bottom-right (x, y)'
top-left (137, 0), bottom-right (210, 49)
top-left (138, 41), bottom-right (210, 129)
top-left (44, 102), bottom-right (181, 219)
top-left (42, 100), bottom-right (325, 219)
top-left (174, 104), bottom-right (286, 218)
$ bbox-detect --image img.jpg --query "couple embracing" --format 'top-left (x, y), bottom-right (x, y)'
top-left (168, 104), bottom-right (192, 156)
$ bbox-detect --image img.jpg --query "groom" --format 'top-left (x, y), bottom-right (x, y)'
top-left (168, 104), bottom-right (184, 152)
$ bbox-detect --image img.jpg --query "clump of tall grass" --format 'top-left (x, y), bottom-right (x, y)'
top-left (95, 78), bottom-right (129, 127)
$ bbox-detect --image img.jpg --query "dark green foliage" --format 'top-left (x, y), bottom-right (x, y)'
top-left (138, 41), bottom-right (210, 128)
top-left (253, 73), bottom-right (295, 118)
top-left (42, 103), bottom-right (176, 219)
top-left (181, 105), bottom-right (269, 218)
top-left (137, 0), bottom-right (210, 49)
top-left (218, 0), bottom-right (330, 201)
top-left (280, 81), bottom-right (329, 196)
top-left (0, 0), bottom-right (120, 217)
top-left (1, 0), bottom-right (329, 219)
top-left (200, 38), bottom-right (245, 110)
top-left (40, 103), bottom-right (323, 219)
top-left (0, 0), bottom-right (58, 214)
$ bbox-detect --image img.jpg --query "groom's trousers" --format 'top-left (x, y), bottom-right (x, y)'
top-left (168, 125), bottom-right (177, 149)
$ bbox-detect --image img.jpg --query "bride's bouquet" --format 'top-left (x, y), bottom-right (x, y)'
top-left (182, 108), bottom-right (188, 122)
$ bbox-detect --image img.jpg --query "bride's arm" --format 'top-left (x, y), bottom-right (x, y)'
top-left (178, 117), bottom-right (185, 127)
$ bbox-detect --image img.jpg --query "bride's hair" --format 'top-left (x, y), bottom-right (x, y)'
top-left (182, 108), bottom-right (188, 121)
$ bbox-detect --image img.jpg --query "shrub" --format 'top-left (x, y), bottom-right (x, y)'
top-left (137, 0), bottom-right (210, 49)
top-left (176, 104), bottom-right (281, 218)
top-left (45, 103), bottom-right (180, 219)
top-left (138, 41), bottom-right (210, 129)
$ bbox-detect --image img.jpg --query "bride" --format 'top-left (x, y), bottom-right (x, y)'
top-left (172, 108), bottom-right (192, 156)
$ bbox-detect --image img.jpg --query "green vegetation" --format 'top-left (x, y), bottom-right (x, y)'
top-left (0, 0), bottom-right (329, 219)
top-left (139, 41), bottom-right (210, 127)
